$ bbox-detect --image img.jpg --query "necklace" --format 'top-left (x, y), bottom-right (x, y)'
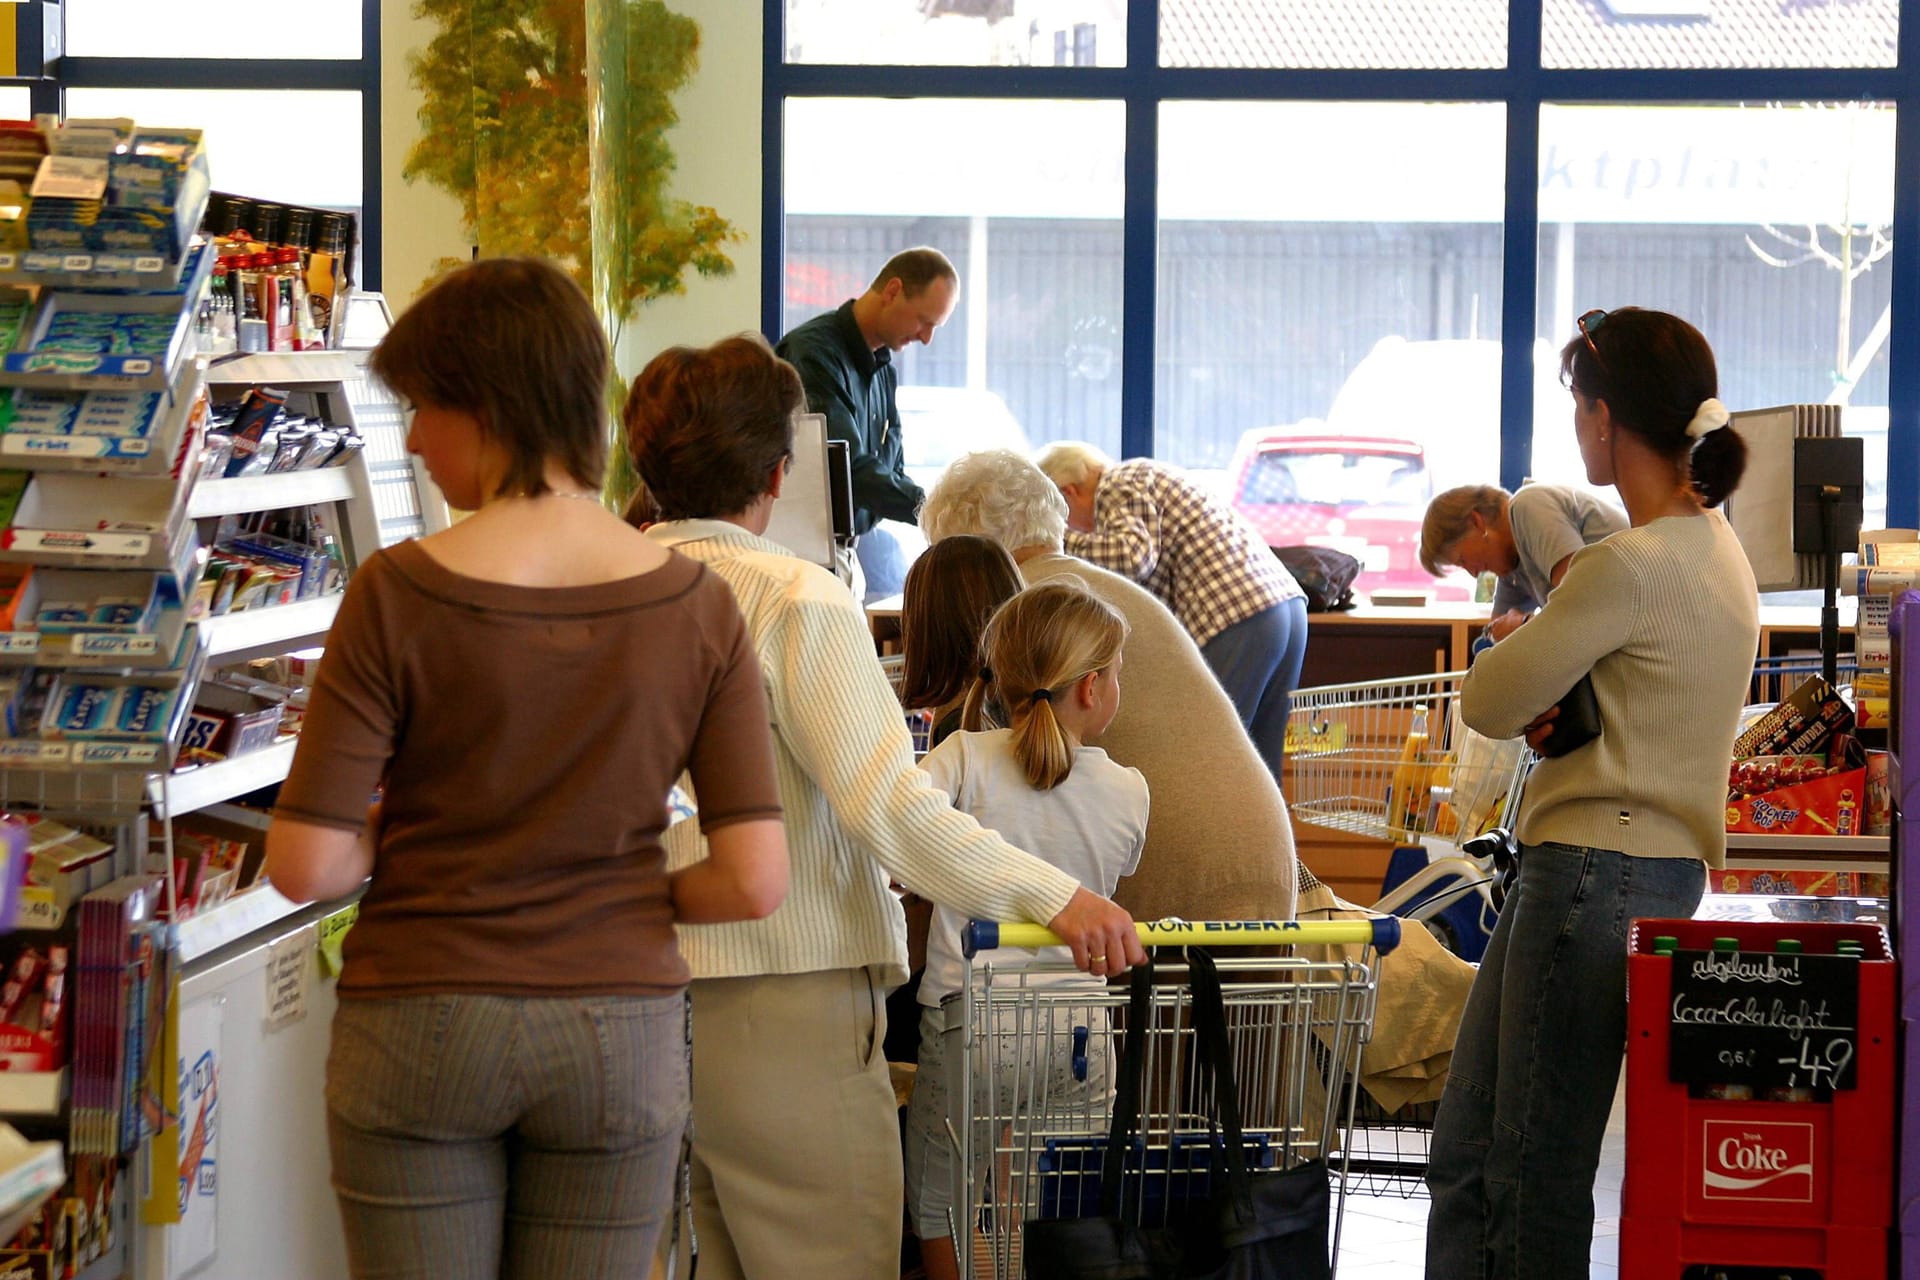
top-left (551, 489), bottom-right (602, 502)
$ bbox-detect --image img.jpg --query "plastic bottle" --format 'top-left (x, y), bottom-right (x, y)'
top-left (1387, 703), bottom-right (1431, 839)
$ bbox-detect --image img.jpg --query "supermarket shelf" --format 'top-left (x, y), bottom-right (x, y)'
top-left (189, 467), bottom-right (356, 519)
top-left (155, 739), bottom-right (295, 816)
top-left (172, 885), bottom-right (308, 966)
top-left (0, 1070), bottom-right (67, 1118)
top-left (1724, 833), bottom-right (1889, 853)
top-left (200, 595), bottom-right (340, 661)
top-left (1723, 831), bottom-right (1890, 873)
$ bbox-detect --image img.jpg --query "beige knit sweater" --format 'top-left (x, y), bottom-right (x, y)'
top-left (1460, 511), bottom-right (1759, 868)
top-left (1021, 552), bottom-right (1299, 921)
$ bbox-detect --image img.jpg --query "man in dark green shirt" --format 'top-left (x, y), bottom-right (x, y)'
top-left (775, 247), bottom-right (959, 598)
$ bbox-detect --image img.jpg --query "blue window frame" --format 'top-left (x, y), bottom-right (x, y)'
top-left (761, 0), bottom-right (1920, 529)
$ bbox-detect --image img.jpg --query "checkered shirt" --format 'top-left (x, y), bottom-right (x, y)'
top-left (1063, 459), bottom-right (1303, 647)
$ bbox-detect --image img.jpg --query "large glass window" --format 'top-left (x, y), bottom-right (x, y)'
top-left (1162, 0), bottom-right (1506, 68)
top-left (1158, 101), bottom-right (1504, 600)
top-left (1542, 0), bottom-right (1896, 69)
top-left (785, 97), bottom-right (1125, 467)
top-left (68, 0), bottom-right (363, 59)
top-left (63, 89), bottom-right (365, 212)
top-left (1532, 103), bottom-right (1895, 530)
top-left (786, 0), bottom-right (1127, 65)
top-left (768, 0), bottom-right (1920, 579)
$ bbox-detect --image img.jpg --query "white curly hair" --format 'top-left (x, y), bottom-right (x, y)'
top-left (920, 449), bottom-right (1068, 552)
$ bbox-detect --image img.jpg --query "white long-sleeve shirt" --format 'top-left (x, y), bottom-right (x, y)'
top-left (647, 520), bottom-right (1081, 985)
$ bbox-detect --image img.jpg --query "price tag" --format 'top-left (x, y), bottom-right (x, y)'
top-left (133, 256), bottom-right (165, 274)
top-left (316, 903), bottom-right (359, 978)
top-left (266, 925), bottom-right (317, 1028)
top-left (72, 632), bottom-right (160, 656)
top-left (0, 633), bottom-right (39, 655)
top-left (60, 255), bottom-right (93, 273)
top-left (0, 254), bottom-right (17, 272)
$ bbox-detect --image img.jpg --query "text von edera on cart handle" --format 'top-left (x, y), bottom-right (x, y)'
top-left (961, 917), bottom-right (1401, 958)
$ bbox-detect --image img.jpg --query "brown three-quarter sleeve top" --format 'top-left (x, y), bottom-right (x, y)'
top-left (275, 540), bottom-right (783, 998)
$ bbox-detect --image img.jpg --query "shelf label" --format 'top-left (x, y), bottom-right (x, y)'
top-left (0, 254), bottom-right (16, 272)
top-left (72, 741), bottom-right (164, 766)
top-left (134, 256), bottom-right (165, 274)
top-left (0, 528), bottom-right (154, 559)
top-left (60, 254), bottom-right (93, 273)
top-left (71, 632), bottom-right (161, 656)
top-left (13, 887), bottom-right (63, 930)
top-left (0, 632), bottom-right (38, 655)
top-left (5, 435), bottom-right (108, 458)
top-left (0, 741), bottom-right (69, 767)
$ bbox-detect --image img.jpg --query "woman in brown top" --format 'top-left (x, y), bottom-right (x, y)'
top-left (264, 258), bottom-right (789, 1280)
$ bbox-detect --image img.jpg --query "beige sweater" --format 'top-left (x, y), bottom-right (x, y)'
top-left (1461, 511), bottom-right (1758, 867)
top-left (1021, 552), bottom-right (1299, 921)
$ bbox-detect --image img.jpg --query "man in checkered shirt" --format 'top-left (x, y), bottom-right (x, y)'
top-left (1036, 443), bottom-right (1305, 777)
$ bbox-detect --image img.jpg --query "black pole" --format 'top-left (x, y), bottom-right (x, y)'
top-left (1820, 485), bottom-right (1840, 690)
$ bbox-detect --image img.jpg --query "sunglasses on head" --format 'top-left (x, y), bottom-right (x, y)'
top-left (1576, 308), bottom-right (1609, 371)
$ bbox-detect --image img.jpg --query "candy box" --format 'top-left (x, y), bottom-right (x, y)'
top-left (1725, 765), bottom-right (1869, 836)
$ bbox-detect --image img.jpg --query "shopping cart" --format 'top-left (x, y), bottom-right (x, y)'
top-left (944, 918), bottom-right (1399, 1279)
top-left (1286, 670), bottom-right (1532, 962)
top-left (881, 654), bottom-right (936, 756)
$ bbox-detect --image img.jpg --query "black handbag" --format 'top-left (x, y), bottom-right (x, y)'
top-left (1271, 546), bottom-right (1359, 613)
top-left (1022, 950), bottom-right (1332, 1280)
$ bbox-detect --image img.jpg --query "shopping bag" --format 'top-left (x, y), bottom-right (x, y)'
top-left (1022, 952), bottom-right (1332, 1279)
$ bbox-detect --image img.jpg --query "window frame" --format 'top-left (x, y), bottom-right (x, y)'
top-left (761, 2), bottom-right (1920, 528)
top-left (15, 0), bottom-right (383, 289)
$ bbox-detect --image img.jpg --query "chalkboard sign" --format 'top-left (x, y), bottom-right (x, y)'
top-left (1667, 949), bottom-right (1860, 1093)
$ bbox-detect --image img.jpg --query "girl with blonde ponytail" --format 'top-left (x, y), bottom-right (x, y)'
top-left (907, 577), bottom-right (1150, 1280)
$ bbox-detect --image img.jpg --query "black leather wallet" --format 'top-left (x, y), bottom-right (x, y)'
top-left (1537, 673), bottom-right (1601, 758)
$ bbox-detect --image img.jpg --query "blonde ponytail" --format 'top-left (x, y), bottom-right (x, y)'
top-left (977, 577), bottom-right (1128, 791)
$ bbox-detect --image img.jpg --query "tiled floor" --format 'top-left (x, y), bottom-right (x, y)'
top-left (1331, 1070), bottom-right (1627, 1279)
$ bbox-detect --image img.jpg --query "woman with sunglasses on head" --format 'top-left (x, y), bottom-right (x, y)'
top-left (1425, 308), bottom-right (1759, 1279)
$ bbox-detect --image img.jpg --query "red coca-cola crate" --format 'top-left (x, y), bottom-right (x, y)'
top-left (1622, 919), bottom-right (1895, 1278)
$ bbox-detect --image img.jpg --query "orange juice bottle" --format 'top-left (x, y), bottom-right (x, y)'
top-left (1387, 704), bottom-right (1430, 840)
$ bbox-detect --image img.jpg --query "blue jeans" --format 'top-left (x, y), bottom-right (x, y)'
top-left (1425, 844), bottom-right (1704, 1279)
top-left (326, 992), bottom-right (689, 1280)
top-left (1200, 597), bottom-right (1308, 780)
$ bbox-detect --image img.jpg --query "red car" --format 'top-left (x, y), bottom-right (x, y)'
top-left (1227, 428), bottom-right (1472, 603)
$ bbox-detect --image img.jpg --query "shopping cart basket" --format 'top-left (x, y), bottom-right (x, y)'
top-left (1286, 670), bottom-right (1532, 961)
top-left (881, 654), bottom-right (936, 756)
top-left (945, 918), bottom-right (1400, 1279)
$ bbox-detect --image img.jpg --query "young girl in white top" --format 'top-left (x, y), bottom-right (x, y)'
top-left (904, 576), bottom-right (1151, 1280)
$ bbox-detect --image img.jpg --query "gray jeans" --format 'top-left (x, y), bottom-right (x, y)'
top-left (326, 992), bottom-right (688, 1280)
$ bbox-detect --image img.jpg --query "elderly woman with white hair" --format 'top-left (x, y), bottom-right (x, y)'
top-left (1033, 442), bottom-right (1306, 777)
top-left (920, 449), bottom-right (1298, 924)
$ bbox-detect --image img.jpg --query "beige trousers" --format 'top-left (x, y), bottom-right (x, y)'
top-left (655, 968), bottom-right (901, 1280)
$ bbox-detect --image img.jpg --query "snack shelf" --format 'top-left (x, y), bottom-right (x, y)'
top-left (0, 185), bottom-right (211, 292)
top-left (171, 884), bottom-right (307, 965)
top-left (0, 363), bottom-right (207, 476)
top-left (155, 737), bottom-right (295, 817)
top-left (199, 595), bottom-right (339, 661)
top-left (0, 609), bottom-right (193, 672)
top-left (188, 466), bottom-right (355, 519)
top-left (0, 468), bottom-right (201, 579)
top-left (0, 244), bottom-right (214, 394)
top-left (0, 1070), bottom-right (66, 1118)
